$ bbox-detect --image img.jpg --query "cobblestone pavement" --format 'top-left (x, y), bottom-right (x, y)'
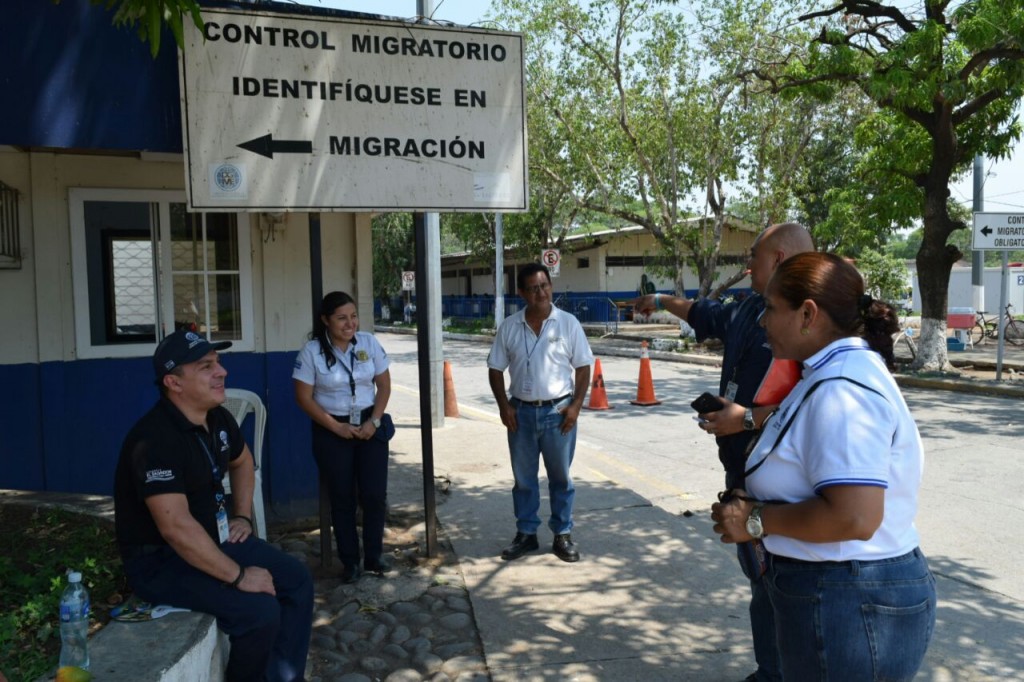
top-left (270, 508), bottom-right (490, 682)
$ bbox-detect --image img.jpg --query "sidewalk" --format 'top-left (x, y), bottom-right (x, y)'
top-left (386, 390), bottom-right (755, 681)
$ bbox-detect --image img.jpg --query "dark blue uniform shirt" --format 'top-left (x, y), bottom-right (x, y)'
top-left (688, 294), bottom-right (773, 488)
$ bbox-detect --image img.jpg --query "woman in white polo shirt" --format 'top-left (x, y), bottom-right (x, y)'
top-left (293, 291), bottom-right (391, 584)
top-left (712, 252), bottom-right (936, 681)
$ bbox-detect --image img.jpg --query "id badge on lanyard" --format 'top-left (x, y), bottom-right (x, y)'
top-left (196, 434), bottom-right (229, 544)
top-left (215, 494), bottom-right (230, 544)
top-left (725, 381), bottom-right (739, 401)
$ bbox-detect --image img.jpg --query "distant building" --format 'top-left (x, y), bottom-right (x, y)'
top-left (438, 220), bottom-right (760, 320)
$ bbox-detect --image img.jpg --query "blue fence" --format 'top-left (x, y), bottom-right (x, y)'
top-left (375, 288), bottom-right (753, 327)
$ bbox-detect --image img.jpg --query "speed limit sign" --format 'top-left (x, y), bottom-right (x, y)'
top-left (541, 248), bottom-right (561, 277)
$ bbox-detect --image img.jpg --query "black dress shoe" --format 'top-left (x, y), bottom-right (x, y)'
top-left (500, 532), bottom-right (539, 560)
top-left (364, 556), bottom-right (392, 576)
top-left (341, 564), bottom-right (362, 584)
top-left (553, 533), bottom-right (580, 562)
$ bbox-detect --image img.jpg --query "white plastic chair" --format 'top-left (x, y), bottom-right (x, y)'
top-left (222, 388), bottom-right (267, 539)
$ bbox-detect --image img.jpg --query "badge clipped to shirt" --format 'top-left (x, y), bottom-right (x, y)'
top-left (725, 381), bottom-right (739, 402)
top-left (349, 404), bottom-right (362, 426)
top-left (521, 375), bottom-right (535, 397)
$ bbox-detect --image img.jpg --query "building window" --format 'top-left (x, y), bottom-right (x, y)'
top-left (70, 189), bottom-right (252, 359)
top-left (0, 181), bottom-right (21, 269)
top-left (578, 257), bottom-right (590, 268)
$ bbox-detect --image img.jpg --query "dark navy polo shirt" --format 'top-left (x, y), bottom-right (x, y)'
top-left (114, 397), bottom-right (244, 550)
top-left (688, 294), bottom-right (773, 485)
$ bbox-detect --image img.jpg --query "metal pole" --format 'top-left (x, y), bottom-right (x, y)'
top-left (972, 155), bottom-right (985, 313)
top-left (495, 213), bottom-right (505, 328)
top-left (997, 250), bottom-right (1008, 380)
top-left (309, 214), bottom-right (332, 569)
top-left (414, 213), bottom-right (438, 556)
top-left (415, 0), bottom-right (439, 558)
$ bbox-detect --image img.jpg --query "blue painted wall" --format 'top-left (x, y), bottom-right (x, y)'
top-left (0, 353), bottom-right (320, 512)
top-left (1, 0), bottom-right (182, 152)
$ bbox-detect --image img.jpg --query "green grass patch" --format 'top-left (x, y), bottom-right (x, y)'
top-left (0, 505), bottom-right (126, 681)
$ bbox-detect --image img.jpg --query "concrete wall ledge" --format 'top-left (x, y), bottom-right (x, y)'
top-left (83, 611), bottom-right (227, 681)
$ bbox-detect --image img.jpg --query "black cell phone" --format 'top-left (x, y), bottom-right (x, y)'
top-left (690, 392), bottom-right (725, 413)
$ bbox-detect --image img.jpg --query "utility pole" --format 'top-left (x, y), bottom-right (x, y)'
top-left (972, 155), bottom-right (985, 313)
top-left (495, 213), bottom-right (505, 328)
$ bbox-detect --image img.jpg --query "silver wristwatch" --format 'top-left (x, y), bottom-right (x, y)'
top-left (746, 503), bottom-right (766, 539)
top-left (742, 407), bottom-right (756, 431)
top-left (371, 417), bottom-right (382, 429)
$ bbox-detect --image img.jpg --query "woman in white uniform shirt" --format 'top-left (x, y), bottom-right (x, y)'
top-left (293, 291), bottom-right (391, 584)
top-left (712, 252), bottom-right (936, 681)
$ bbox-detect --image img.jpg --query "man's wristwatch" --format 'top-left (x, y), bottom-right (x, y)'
top-left (742, 407), bottom-right (756, 431)
top-left (371, 417), bottom-right (382, 429)
top-left (746, 503), bottom-right (766, 539)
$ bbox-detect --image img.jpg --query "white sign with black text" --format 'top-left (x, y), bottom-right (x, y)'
top-left (179, 8), bottom-right (527, 211)
top-left (973, 212), bottom-right (1024, 251)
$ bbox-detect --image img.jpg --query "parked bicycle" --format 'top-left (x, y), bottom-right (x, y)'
top-left (892, 314), bottom-right (917, 360)
top-left (970, 304), bottom-right (1024, 346)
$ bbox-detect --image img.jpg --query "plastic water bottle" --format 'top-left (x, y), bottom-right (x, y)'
top-left (58, 571), bottom-right (90, 670)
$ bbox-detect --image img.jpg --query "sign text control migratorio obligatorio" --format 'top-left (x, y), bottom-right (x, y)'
top-left (179, 9), bottom-right (527, 211)
top-left (974, 213), bottom-right (1024, 250)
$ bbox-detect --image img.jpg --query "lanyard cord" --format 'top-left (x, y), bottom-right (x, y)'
top-left (743, 376), bottom-right (885, 480)
top-left (523, 318), bottom-right (547, 369)
top-left (336, 348), bottom-right (357, 399)
top-left (194, 431), bottom-right (225, 503)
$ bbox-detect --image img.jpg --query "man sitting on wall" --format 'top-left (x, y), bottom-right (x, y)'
top-left (113, 330), bottom-right (313, 682)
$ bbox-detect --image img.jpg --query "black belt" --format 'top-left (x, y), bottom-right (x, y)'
top-left (511, 394), bottom-right (572, 407)
top-left (772, 549), bottom-right (918, 566)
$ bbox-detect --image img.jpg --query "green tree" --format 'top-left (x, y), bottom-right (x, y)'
top-left (371, 213), bottom-right (415, 314)
top-left (496, 0), bottom-right (862, 297)
top-left (759, 0), bottom-right (1024, 370)
top-left (82, 0), bottom-right (203, 57)
top-left (856, 249), bottom-right (910, 305)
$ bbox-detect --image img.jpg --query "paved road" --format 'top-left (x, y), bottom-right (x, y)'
top-left (381, 331), bottom-right (1024, 681)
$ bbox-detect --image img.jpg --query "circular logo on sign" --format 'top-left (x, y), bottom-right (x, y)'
top-left (214, 164), bottom-right (242, 192)
top-left (543, 249), bottom-right (559, 266)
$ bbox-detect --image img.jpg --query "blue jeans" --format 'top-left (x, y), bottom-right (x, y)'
top-left (507, 398), bottom-right (576, 534)
top-left (765, 548), bottom-right (936, 681)
top-left (123, 536), bottom-right (313, 682)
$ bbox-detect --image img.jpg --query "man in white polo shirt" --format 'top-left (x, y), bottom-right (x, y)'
top-left (488, 262), bottom-right (594, 562)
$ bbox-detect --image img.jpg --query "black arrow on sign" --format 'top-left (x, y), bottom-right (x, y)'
top-left (238, 134), bottom-right (313, 159)
top-left (981, 225), bottom-right (993, 237)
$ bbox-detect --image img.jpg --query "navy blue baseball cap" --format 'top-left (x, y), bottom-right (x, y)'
top-left (153, 330), bottom-right (232, 380)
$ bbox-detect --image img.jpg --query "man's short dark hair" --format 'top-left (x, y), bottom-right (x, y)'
top-left (517, 262), bottom-right (551, 291)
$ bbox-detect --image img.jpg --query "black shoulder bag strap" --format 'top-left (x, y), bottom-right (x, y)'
top-left (743, 375), bottom-right (885, 480)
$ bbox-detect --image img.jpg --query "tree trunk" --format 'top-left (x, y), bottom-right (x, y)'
top-left (913, 193), bottom-right (959, 372)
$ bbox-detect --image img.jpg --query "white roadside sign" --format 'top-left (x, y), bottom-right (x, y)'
top-left (178, 8), bottom-right (527, 212)
top-left (973, 212), bottom-right (1024, 251)
top-left (542, 248), bottom-right (560, 277)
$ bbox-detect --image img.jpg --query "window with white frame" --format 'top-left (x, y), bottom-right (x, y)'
top-left (70, 188), bottom-right (253, 359)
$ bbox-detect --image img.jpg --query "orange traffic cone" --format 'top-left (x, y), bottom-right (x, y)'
top-left (585, 358), bottom-right (613, 410)
top-left (443, 360), bottom-right (460, 418)
top-left (630, 340), bottom-right (662, 406)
